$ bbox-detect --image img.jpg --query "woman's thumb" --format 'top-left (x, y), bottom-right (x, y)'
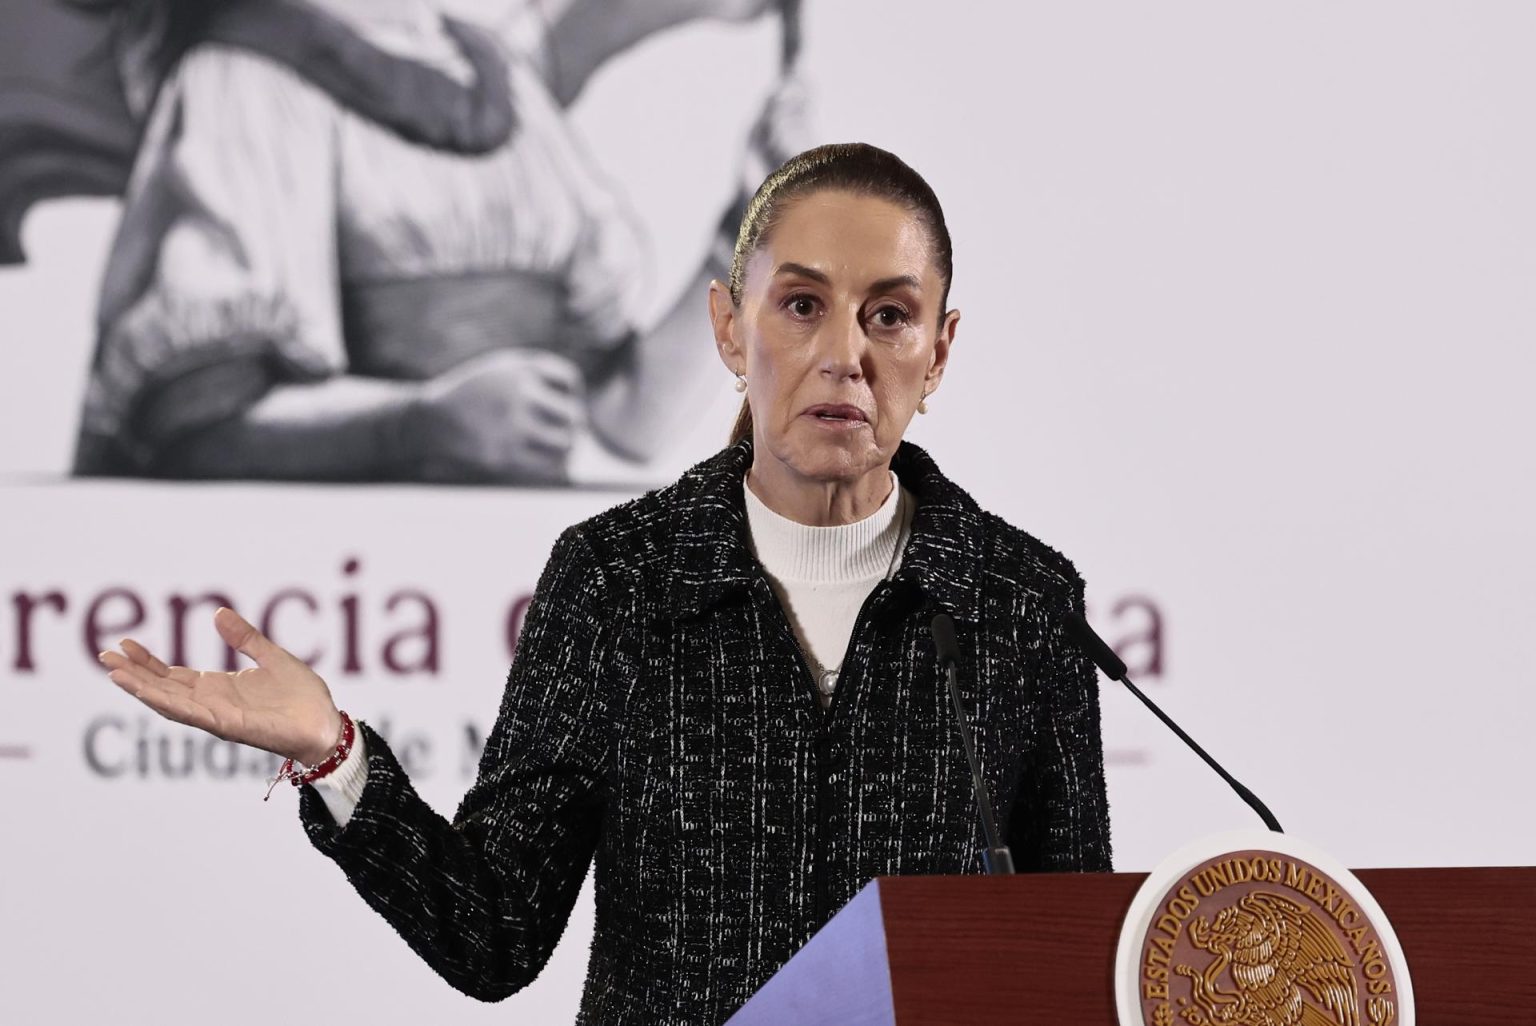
top-left (213, 606), bottom-right (276, 667)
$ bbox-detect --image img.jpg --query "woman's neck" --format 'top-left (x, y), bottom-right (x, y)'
top-left (746, 454), bottom-right (895, 527)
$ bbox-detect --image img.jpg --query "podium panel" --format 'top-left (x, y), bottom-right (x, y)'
top-left (728, 868), bottom-right (1536, 1025)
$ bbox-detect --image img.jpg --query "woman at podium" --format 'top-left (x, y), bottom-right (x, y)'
top-left (100, 143), bottom-right (1113, 1025)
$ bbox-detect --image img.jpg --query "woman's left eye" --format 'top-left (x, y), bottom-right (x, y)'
top-left (871, 306), bottom-right (910, 328)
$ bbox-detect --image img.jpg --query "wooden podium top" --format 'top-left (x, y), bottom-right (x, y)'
top-left (728, 866), bottom-right (1536, 1025)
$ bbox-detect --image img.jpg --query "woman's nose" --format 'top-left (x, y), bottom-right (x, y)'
top-left (817, 306), bottom-right (866, 380)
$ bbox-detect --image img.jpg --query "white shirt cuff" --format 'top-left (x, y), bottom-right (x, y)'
top-left (311, 729), bottom-right (369, 828)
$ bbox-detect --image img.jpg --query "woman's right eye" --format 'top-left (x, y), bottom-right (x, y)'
top-left (783, 294), bottom-right (820, 318)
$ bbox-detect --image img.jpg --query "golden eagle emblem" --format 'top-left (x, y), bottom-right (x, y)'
top-left (1174, 891), bottom-right (1394, 1026)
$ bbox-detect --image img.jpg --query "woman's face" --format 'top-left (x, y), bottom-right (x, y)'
top-left (711, 189), bottom-right (959, 486)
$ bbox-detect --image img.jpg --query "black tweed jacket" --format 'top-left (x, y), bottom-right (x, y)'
top-left (299, 438), bottom-right (1112, 1024)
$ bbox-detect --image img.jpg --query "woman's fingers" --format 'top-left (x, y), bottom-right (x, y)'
top-left (523, 424), bottom-right (575, 460)
top-left (132, 683), bottom-right (220, 735)
top-left (527, 383), bottom-right (583, 433)
top-left (526, 351), bottom-right (583, 395)
top-left (166, 664), bottom-right (199, 686)
top-left (120, 637), bottom-right (171, 677)
top-left (106, 661), bottom-right (221, 733)
top-left (104, 657), bottom-right (168, 697)
top-left (531, 359), bottom-right (586, 417)
top-left (100, 649), bottom-right (150, 681)
top-left (101, 647), bottom-right (193, 693)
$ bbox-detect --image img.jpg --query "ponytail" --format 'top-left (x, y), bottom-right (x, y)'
top-left (728, 399), bottom-right (753, 446)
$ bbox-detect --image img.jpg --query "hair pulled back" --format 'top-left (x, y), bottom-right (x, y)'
top-left (727, 143), bottom-right (953, 446)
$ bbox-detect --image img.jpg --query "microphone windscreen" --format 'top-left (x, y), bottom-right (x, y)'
top-left (929, 612), bottom-right (961, 668)
top-left (1063, 611), bottom-right (1129, 681)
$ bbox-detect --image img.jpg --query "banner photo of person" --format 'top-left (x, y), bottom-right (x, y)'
top-left (2, 1), bottom-right (1531, 1023)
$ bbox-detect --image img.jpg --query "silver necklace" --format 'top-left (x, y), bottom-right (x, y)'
top-left (805, 490), bottom-right (912, 701)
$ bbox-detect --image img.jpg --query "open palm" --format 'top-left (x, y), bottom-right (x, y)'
top-left (100, 606), bottom-right (342, 765)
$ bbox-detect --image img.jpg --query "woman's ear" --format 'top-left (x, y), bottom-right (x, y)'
top-left (709, 280), bottom-right (746, 374)
top-left (924, 307), bottom-right (960, 395)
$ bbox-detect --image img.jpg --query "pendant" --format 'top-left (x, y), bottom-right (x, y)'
top-left (817, 667), bottom-right (839, 696)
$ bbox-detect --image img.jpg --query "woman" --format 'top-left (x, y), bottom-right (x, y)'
top-left (100, 143), bottom-right (1113, 1025)
top-left (71, 0), bottom-right (793, 483)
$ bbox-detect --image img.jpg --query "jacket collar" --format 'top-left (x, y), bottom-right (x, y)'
top-left (665, 439), bottom-right (985, 622)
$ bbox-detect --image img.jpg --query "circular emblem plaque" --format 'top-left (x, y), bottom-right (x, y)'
top-left (1116, 831), bottom-right (1414, 1026)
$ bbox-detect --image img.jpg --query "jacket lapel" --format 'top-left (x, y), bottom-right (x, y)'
top-left (664, 440), bottom-right (760, 621)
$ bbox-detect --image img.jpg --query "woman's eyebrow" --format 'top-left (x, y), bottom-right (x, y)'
top-left (868, 274), bottom-right (922, 294)
top-left (773, 263), bottom-right (922, 295)
top-left (773, 261), bottom-right (831, 284)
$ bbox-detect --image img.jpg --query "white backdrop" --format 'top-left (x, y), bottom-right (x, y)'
top-left (3, 2), bottom-right (1533, 1023)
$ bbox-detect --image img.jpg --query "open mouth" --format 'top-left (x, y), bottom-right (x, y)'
top-left (804, 404), bottom-right (868, 424)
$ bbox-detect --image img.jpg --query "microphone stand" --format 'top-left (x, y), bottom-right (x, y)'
top-left (932, 613), bottom-right (1015, 875)
top-left (1063, 611), bottom-right (1283, 833)
top-left (944, 660), bottom-right (1016, 875)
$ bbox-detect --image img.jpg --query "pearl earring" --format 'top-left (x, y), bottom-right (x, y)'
top-left (917, 394), bottom-right (930, 415)
top-left (734, 373), bottom-right (748, 393)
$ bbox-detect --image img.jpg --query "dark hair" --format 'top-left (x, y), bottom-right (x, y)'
top-left (726, 143), bottom-right (953, 445)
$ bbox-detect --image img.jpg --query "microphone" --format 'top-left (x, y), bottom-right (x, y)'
top-left (930, 612), bottom-right (1015, 875)
top-left (1062, 611), bottom-right (1283, 833)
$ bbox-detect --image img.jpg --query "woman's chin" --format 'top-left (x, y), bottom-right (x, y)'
top-left (780, 442), bottom-right (885, 484)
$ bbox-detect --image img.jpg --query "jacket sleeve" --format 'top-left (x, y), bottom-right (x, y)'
top-left (1006, 574), bottom-right (1114, 872)
top-left (298, 526), bottom-right (614, 1001)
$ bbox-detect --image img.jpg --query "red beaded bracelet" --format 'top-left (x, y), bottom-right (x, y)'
top-left (263, 710), bottom-right (355, 801)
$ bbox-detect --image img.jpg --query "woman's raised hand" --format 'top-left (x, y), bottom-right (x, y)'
top-left (100, 607), bottom-right (343, 766)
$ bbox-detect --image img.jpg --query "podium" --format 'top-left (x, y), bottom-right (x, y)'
top-left (727, 867), bottom-right (1536, 1025)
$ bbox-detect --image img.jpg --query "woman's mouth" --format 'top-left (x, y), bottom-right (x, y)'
top-left (802, 404), bottom-right (869, 429)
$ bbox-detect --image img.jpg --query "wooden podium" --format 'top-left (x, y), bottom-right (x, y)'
top-left (727, 868), bottom-right (1536, 1025)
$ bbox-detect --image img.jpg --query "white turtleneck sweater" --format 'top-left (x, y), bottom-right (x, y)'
top-left (314, 474), bottom-right (916, 828)
top-left (741, 473), bottom-right (914, 706)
